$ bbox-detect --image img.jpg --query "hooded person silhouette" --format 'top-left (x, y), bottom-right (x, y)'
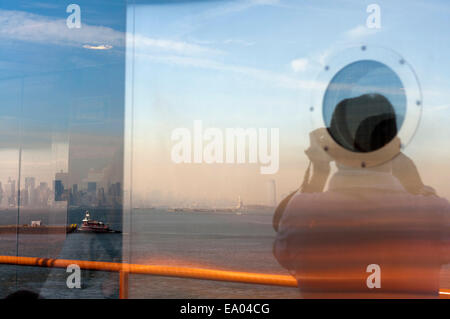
top-left (273, 93), bottom-right (450, 298)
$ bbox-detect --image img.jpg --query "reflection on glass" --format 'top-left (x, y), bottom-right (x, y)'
top-left (124, 0), bottom-right (450, 299)
top-left (0, 0), bottom-right (126, 298)
top-left (0, 0), bottom-right (449, 300)
top-left (273, 93), bottom-right (449, 298)
top-left (323, 60), bottom-right (406, 133)
top-left (328, 93), bottom-right (398, 152)
top-left (0, 78), bottom-right (22, 297)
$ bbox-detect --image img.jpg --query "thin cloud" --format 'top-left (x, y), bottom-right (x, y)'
top-left (174, 0), bottom-right (282, 36)
top-left (291, 58), bottom-right (309, 72)
top-left (186, 37), bottom-right (255, 48)
top-left (345, 24), bottom-right (379, 39)
top-left (140, 53), bottom-right (322, 90)
top-left (0, 9), bottom-right (124, 47)
top-left (133, 34), bottom-right (221, 56)
top-left (201, 0), bottom-right (281, 18)
top-left (223, 39), bottom-right (255, 46)
top-left (305, 24), bottom-right (379, 71)
top-left (0, 10), bottom-right (218, 56)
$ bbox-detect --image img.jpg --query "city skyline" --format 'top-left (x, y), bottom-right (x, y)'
top-left (0, 168), bottom-right (122, 209)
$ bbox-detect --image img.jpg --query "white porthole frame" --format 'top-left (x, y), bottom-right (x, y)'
top-left (308, 45), bottom-right (423, 168)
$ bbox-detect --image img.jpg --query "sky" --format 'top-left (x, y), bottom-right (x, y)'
top-left (0, 0), bottom-right (448, 297)
top-left (0, 0), bottom-right (126, 189)
top-left (0, 0), bottom-right (449, 206)
top-left (127, 0), bottom-right (450, 206)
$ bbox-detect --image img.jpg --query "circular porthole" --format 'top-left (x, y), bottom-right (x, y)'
top-left (323, 60), bottom-right (405, 153)
top-left (309, 45), bottom-right (422, 168)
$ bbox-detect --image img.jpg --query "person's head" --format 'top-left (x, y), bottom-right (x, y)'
top-left (328, 93), bottom-right (397, 153)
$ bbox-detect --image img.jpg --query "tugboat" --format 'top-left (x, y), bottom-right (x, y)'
top-left (78, 211), bottom-right (120, 233)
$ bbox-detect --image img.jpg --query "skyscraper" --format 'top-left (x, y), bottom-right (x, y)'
top-left (5, 177), bottom-right (16, 207)
top-left (54, 170), bottom-right (69, 202)
top-left (24, 177), bottom-right (36, 206)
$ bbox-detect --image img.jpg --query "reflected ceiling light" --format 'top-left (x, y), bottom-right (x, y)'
top-left (82, 44), bottom-right (113, 50)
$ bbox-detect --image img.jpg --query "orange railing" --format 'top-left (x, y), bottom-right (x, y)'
top-left (0, 255), bottom-right (448, 299)
top-left (0, 255), bottom-right (297, 298)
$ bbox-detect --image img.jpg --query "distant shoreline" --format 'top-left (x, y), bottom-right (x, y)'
top-left (0, 225), bottom-right (77, 234)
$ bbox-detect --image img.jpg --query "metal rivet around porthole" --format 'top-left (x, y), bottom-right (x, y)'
top-left (324, 146), bottom-right (328, 151)
top-left (324, 65), bottom-right (330, 71)
top-left (361, 45), bottom-right (367, 51)
top-left (361, 162), bottom-right (366, 168)
top-left (309, 106), bottom-right (314, 112)
top-left (399, 59), bottom-right (405, 65)
top-left (416, 100), bottom-right (421, 106)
